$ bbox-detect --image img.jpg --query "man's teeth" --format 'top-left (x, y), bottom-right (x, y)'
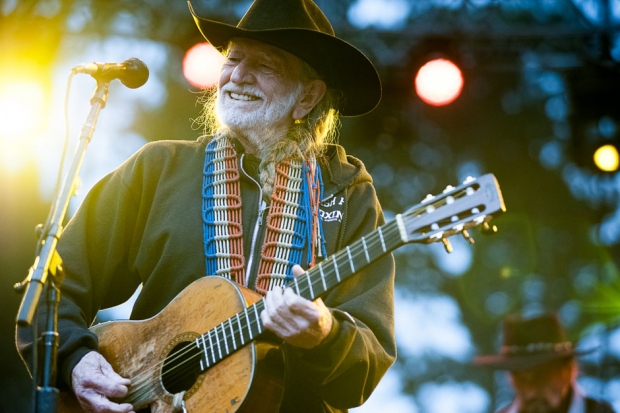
top-left (229, 92), bottom-right (259, 101)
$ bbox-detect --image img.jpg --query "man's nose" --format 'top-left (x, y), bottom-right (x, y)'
top-left (230, 60), bottom-right (255, 84)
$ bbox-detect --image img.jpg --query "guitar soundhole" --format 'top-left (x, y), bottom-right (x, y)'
top-left (161, 341), bottom-right (203, 395)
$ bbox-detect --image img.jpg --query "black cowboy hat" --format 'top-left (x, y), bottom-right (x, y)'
top-left (473, 313), bottom-right (593, 371)
top-left (188, 0), bottom-right (381, 117)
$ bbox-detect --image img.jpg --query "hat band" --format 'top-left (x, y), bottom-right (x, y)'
top-left (501, 341), bottom-right (573, 356)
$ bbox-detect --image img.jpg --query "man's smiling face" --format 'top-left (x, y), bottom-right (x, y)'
top-left (216, 38), bottom-right (304, 138)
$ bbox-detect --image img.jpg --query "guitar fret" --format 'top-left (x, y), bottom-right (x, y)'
top-left (293, 277), bottom-right (300, 295)
top-left (362, 236), bottom-right (370, 262)
top-left (236, 313), bottom-right (245, 345)
top-left (254, 304), bottom-right (262, 334)
top-left (228, 318), bottom-right (237, 349)
top-left (214, 325), bottom-right (223, 359)
top-left (244, 308), bottom-right (253, 340)
top-left (319, 264), bottom-right (327, 291)
top-left (219, 324), bottom-right (229, 355)
top-left (306, 271), bottom-right (314, 298)
top-left (378, 227), bottom-right (386, 252)
top-left (207, 330), bottom-right (216, 363)
top-left (333, 254), bottom-right (340, 282)
top-left (201, 335), bottom-right (210, 367)
top-left (346, 246), bottom-right (355, 273)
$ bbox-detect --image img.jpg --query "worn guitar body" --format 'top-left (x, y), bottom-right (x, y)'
top-left (59, 276), bottom-right (285, 413)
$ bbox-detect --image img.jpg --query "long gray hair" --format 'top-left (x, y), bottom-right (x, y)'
top-left (196, 56), bottom-right (341, 197)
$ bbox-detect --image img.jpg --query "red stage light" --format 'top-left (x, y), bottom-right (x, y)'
top-left (414, 58), bottom-right (463, 106)
top-left (183, 42), bottom-right (225, 88)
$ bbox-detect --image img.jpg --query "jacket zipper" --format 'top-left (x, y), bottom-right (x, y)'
top-left (240, 154), bottom-right (267, 286)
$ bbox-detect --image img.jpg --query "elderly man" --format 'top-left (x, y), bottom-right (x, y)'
top-left (475, 313), bottom-right (615, 413)
top-left (18, 0), bottom-right (396, 412)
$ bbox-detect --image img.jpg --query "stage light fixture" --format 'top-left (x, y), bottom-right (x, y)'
top-left (414, 58), bottom-right (463, 106)
top-left (593, 144), bottom-right (619, 172)
top-left (183, 42), bottom-right (225, 89)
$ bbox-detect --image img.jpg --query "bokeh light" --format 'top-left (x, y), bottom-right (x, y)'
top-left (0, 79), bottom-right (47, 174)
top-left (415, 58), bottom-right (464, 106)
top-left (593, 144), bottom-right (619, 172)
top-left (182, 42), bottom-right (225, 88)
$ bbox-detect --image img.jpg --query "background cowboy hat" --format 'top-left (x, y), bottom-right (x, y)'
top-left (473, 312), bottom-right (594, 371)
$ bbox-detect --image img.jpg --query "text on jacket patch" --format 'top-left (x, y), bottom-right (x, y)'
top-left (320, 196), bottom-right (345, 223)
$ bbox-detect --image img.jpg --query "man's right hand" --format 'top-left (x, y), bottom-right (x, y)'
top-left (71, 351), bottom-right (135, 413)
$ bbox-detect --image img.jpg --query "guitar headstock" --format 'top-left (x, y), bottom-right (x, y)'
top-left (400, 174), bottom-right (505, 252)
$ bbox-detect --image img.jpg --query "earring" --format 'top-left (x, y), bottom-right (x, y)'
top-left (294, 118), bottom-right (302, 125)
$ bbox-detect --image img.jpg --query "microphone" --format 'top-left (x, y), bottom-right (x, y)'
top-left (72, 58), bottom-right (149, 89)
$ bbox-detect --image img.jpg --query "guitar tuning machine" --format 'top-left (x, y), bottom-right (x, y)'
top-left (480, 221), bottom-right (498, 235)
top-left (441, 238), bottom-right (453, 253)
top-left (462, 230), bottom-right (475, 244)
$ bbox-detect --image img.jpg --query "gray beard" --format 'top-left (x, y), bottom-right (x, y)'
top-left (215, 84), bottom-right (302, 149)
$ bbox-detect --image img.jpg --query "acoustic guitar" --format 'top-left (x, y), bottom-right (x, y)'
top-left (59, 174), bottom-right (505, 413)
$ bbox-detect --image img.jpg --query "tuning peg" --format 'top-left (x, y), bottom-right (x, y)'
top-left (441, 238), bottom-right (453, 253)
top-left (462, 230), bottom-right (475, 244)
top-left (463, 176), bottom-right (476, 184)
top-left (480, 222), bottom-right (498, 235)
top-left (423, 194), bottom-right (435, 203)
top-left (443, 185), bottom-right (455, 193)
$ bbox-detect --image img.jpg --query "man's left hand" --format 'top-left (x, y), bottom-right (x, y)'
top-left (261, 265), bottom-right (333, 349)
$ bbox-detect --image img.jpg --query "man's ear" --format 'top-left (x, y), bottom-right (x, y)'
top-left (292, 80), bottom-right (327, 120)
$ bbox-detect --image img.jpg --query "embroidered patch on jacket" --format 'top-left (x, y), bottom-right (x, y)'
top-left (320, 196), bottom-right (345, 223)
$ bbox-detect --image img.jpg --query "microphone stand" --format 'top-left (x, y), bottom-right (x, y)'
top-left (15, 79), bottom-right (111, 413)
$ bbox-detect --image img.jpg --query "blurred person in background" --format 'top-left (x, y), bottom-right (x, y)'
top-left (475, 312), bottom-right (615, 413)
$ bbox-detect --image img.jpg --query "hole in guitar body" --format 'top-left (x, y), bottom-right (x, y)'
top-left (160, 341), bottom-right (204, 395)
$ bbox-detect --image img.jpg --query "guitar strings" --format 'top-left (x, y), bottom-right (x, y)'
top-left (123, 226), bottom-right (402, 404)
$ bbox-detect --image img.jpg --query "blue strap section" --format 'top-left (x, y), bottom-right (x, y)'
top-left (202, 139), bottom-right (219, 277)
top-left (300, 161), bottom-right (327, 266)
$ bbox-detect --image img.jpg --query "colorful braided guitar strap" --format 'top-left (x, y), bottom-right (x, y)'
top-left (202, 135), bottom-right (327, 295)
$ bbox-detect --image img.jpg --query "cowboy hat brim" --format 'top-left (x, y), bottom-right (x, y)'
top-left (473, 348), bottom-right (593, 371)
top-left (190, 6), bottom-right (381, 117)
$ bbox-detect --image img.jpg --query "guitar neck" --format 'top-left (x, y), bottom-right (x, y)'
top-left (194, 218), bottom-right (406, 370)
top-left (284, 217), bottom-right (405, 301)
